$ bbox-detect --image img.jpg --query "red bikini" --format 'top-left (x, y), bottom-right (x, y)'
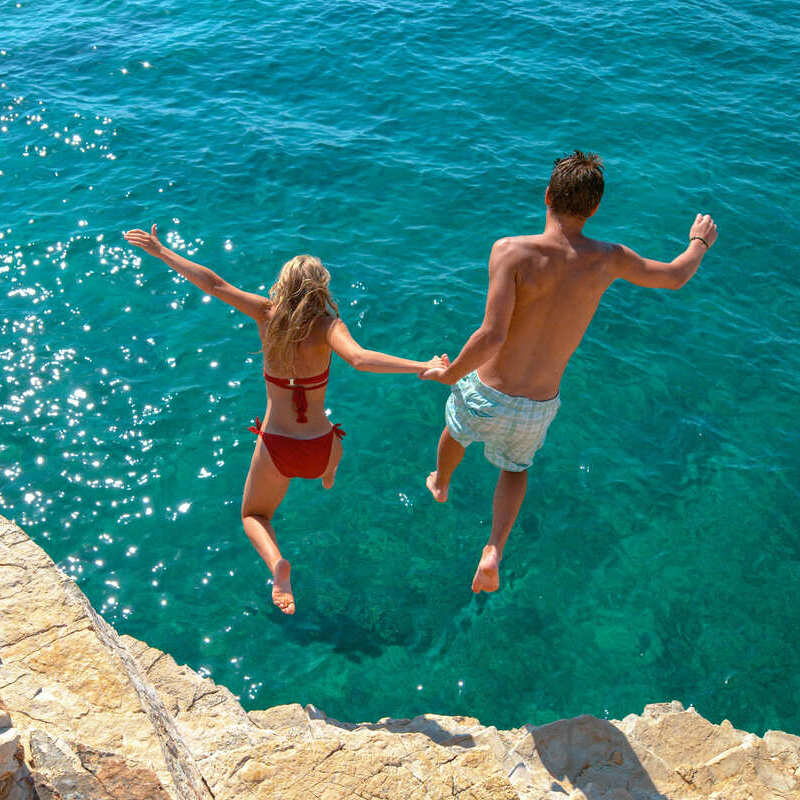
top-left (263, 364), bottom-right (331, 424)
top-left (248, 363), bottom-right (345, 479)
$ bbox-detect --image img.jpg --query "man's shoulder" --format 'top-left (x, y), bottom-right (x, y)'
top-left (491, 234), bottom-right (623, 286)
top-left (583, 235), bottom-right (619, 253)
top-left (585, 237), bottom-right (625, 268)
top-left (490, 235), bottom-right (548, 265)
top-left (492, 234), bottom-right (547, 249)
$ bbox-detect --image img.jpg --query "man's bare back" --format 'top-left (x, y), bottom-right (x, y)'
top-left (421, 150), bottom-right (718, 594)
top-left (478, 232), bottom-right (616, 400)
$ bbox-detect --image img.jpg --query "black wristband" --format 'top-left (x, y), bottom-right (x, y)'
top-left (690, 235), bottom-right (710, 248)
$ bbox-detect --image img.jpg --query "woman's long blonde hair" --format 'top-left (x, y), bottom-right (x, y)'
top-left (263, 255), bottom-right (339, 373)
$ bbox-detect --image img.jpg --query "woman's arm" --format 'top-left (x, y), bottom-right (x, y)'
top-left (326, 318), bottom-right (445, 374)
top-left (123, 224), bottom-right (268, 321)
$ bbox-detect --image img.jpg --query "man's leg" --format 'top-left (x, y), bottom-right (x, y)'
top-left (426, 426), bottom-right (465, 502)
top-left (472, 468), bottom-right (528, 593)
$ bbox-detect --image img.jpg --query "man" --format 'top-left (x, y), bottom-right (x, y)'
top-left (421, 151), bottom-right (717, 594)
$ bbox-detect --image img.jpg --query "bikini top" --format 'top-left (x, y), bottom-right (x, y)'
top-left (263, 361), bottom-right (330, 423)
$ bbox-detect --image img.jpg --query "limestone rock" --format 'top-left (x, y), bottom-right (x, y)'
top-left (119, 650), bottom-right (519, 799)
top-left (2, 515), bottom-right (800, 800)
top-left (0, 516), bottom-right (210, 800)
top-left (131, 645), bottom-right (800, 800)
top-left (27, 730), bottom-right (173, 800)
top-left (248, 703), bottom-right (313, 740)
top-left (0, 704), bottom-right (35, 800)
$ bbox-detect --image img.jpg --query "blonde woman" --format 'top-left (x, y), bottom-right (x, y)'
top-left (124, 225), bottom-right (445, 614)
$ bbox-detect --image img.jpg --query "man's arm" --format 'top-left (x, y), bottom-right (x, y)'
top-left (612, 213), bottom-right (718, 290)
top-left (421, 239), bottom-right (518, 385)
top-left (123, 224), bottom-right (268, 321)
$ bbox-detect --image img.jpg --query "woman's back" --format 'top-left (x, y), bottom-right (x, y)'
top-left (260, 312), bottom-right (336, 438)
top-left (257, 253), bottom-right (340, 438)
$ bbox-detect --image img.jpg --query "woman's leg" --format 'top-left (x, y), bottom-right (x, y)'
top-left (320, 431), bottom-right (344, 489)
top-left (241, 439), bottom-right (294, 614)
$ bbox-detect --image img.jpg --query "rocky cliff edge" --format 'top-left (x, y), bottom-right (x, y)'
top-left (1, 515), bottom-right (798, 800)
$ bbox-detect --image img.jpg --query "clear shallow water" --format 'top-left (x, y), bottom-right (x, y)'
top-left (2, 0), bottom-right (799, 734)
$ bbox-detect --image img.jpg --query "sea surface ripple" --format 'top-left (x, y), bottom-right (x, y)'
top-left (2, 0), bottom-right (799, 733)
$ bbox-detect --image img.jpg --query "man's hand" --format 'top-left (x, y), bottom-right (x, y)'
top-left (689, 213), bottom-right (718, 249)
top-left (123, 223), bottom-right (165, 258)
top-left (418, 353), bottom-right (451, 382)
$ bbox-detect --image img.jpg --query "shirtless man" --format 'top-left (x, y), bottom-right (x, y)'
top-left (421, 151), bottom-right (717, 593)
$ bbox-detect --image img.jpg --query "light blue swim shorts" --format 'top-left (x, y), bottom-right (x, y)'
top-left (445, 371), bottom-right (560, 472)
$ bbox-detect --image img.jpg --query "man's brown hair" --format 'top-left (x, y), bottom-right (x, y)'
top-left (548, 151), bottom-right (604, 218)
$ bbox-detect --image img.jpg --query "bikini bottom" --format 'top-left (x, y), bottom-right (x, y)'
top-left (248, 416), bottom-right (345, 479)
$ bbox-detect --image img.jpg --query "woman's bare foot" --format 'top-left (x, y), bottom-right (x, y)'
top-left (426, 471), bottom-right (449, 502)
top-left (471, 545), bottom-right (500, 593)
top-left (271, 559), bottom-right (295, 614)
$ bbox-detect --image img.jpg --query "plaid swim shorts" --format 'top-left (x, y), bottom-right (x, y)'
top-left (445, 371), bottom-right (560, 472)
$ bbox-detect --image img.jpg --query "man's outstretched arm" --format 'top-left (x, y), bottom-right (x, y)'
top-left (612, 213), bottom-right (718, 289)
top-left (421, 239), bottom-right (517, 384)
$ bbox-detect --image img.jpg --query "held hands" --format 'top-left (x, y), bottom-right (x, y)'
top-left (123, 223), bottom-right (164, 258)
top-left (689, 213), bottom-right (718, 250)
top-left (418, 353), bottom-right (451, 382)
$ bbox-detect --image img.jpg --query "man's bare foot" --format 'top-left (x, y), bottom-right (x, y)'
top-left (426, 471), bottom-right (448, 503)
top-left (471, 545), bottom-right (501, 593)
top-left (271, 559), bottom-right (295, 615)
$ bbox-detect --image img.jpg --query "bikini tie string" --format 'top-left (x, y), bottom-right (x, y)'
top-left (292, 387), bottom-right (308, 423)
top-left (249, 416), bottom-right (345, 438)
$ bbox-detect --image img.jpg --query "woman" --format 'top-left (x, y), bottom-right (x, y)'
top-left (123, 225), bottom-right (445, 615)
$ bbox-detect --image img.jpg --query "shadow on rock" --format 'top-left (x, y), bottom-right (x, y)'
top-left (314, 710), bottom-right (479, 749)
top-left (529, 715), bottom-right (668, 800)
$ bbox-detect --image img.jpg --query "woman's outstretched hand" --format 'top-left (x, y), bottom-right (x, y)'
top-left (123, 224), bottom-right (164, 258)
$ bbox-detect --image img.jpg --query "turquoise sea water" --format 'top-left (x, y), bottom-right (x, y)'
top-left (2, 1), bottom-right (799, 735)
